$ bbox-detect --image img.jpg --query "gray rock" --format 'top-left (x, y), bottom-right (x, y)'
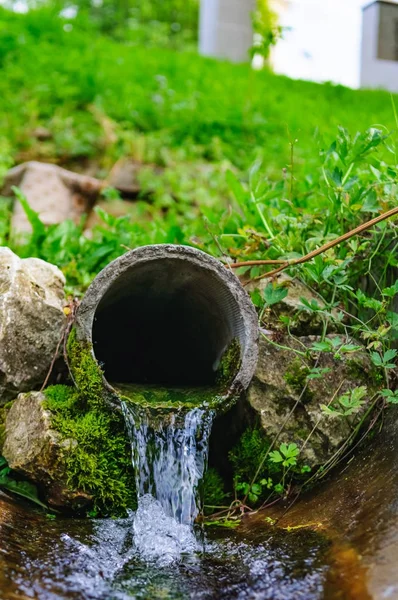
top-left (246, 334), bottom-right (377, 468)
top-left (0, 247), bottom-right (66, 404)
top-left (2, 391), bottom-right (91, 510)
top-left (2, 161), bottom-right (102, 235)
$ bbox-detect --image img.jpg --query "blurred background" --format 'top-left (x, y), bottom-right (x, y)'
top-left (1, 0), bottom-right (396, 89)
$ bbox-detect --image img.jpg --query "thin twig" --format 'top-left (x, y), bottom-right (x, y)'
top-left (227, 205), bottom-right (398, 280)
top-left (39, 329), bottom-right (65, 392)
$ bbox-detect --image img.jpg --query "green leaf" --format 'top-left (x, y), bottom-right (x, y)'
top-left (269, 450), bottom-right (284, 463)
top-left (226, 170), bottom-right (248, 213)
top-left (306, 367), bottom-right (331, 380)
top-left (384, 349), bottom-right (397, 363)
top-left (263, 283), bottom-right (288, 307)
top-left (338, 344), bottom-right (362, 354)
top-left (382, 281), bottom-right (398, 298)
top-left (311, 341), bottom-right (332, 353)
top-left (12, 186), bottom-right (46, 250)
top-left (371, 352), bottom-right (383, 367)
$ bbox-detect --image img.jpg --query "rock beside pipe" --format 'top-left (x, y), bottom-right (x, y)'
top-left (0, 247), bottom-right (66, 406)
top-left (2, 391), bottom-right (92, 510)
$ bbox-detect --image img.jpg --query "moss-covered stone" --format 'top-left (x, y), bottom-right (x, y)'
top-left (284, 358), bottom-right (313, 403)
top-left (0, 400), bottom-right (13, 451)
top-left (44, 384), bottom-right (135, 517)
top-left (216, 338), bottom-right (242, 388)
top-left (66, 328), bottom-right (106, 412)
top-left (246, 334), bottom-right (381, 469)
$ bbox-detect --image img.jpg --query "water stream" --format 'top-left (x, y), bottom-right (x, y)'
top-left (0, 402), bottom-right (397, 598)
top-left (122, 400), bottom-right (215, 564)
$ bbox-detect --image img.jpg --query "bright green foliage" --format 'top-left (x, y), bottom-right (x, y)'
top-left (310, 337), bottom-right (362, 359)
top-left (229, 428), bottom-right (272, 485)
top-left (235, 478), bottom-right (274, 505)
top-left (371, 349), bottom-right (397, 370)
top-left (380, 389), bottom-right (398, 404)
top-left (269, 443), bottom-right (300, 467)
top-left (66, 328), bottom-right (106, 411)
top-left (321, 385), bottom-right (368, 417)
top-left (0, 8), bottom-right (397, 177)
top-left (263, 283), bottom-right (288, 307)
top-left (228, 430), bottom-right (303, 506)
top-left (44, 384), bottom-right (135, 516)
top-left (0, 196), bottom-right (12, 246)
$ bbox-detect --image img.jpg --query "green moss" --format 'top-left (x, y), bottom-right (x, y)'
top-left (229, 428), bottom-right (274, 484)
top-left (44, 384), bottom-right (135, 517)
top-left (202, 468), bottom-right (229, 514)
top-left (345, 356), bottom-right (382, 387)
top-left (216, 338), bottom-right (242, 388)
top-left (0, 400), bottom-right (14, 451)
top-left (67, 328), bottom-right (106, 411)
top-left (115, 383), bottom-right (224, 411)
top-left (284, 358), bottom-right (313, 403)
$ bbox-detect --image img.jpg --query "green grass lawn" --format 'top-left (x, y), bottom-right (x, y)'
top-left (1, 6), bottom-right (398, 307)
top-left (0, 6), bottom-right (397, 178)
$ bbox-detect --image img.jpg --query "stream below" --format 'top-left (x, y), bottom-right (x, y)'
top-left (0, 405), bottom-right (397, 599)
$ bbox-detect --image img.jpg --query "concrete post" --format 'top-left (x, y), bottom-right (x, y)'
top-left (199, 0), bottom-right (256, 63)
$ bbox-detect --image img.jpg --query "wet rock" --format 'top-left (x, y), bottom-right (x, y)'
top-left (246, 273), bottom-right (329, 335)
top-left (2, 161), bottom-right (103, 234)
top-left (0, 247), bottom-right (66, 404)
top-left (2, 392), bottom-right (91, 510)
top-left (246, 334), bottom-right (377, 468)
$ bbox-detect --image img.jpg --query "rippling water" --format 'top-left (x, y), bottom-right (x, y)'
top-left (0, 492), bottom-right (330, 600)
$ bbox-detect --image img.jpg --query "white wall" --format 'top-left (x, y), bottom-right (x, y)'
top-left (360, 1), bottom-right (398, 92)
top-left (199, 0), bottom-right (256, 63)
top-left (271, 0), bottom-right (364, 88)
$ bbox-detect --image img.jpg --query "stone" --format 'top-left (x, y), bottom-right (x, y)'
top-left (0, 247), bottom-right (66, 404)
top-left (246, 273), bottom-right (331, 335)
top-left (2, 161), bottom-right (103, 235)
top-left (2, 392), bottom-right (91, 510)
top-left (245, 334), bottom-right (377, 468)
top-left (107, 158), bottom-right (143, 197)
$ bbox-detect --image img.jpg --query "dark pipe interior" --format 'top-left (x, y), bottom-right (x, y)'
top-left (92, 258), bottom-right (244, 387)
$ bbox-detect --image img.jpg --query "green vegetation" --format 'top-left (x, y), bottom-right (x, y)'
top-left (202, 467), bottom-right (228, 514)
top-left (0, 456), bottom-right (48, 509)
top-left (227, 428), bottom-right (308, 507)
top-left (116, 383), bottom-right (224, 411)
top-left (44, 384), bottom-right (135, 516)
top-left (215, 338), bottom-right (242, 388)
top-left (66, 328), bottom-right (106, 411)
top-left (0, 5), bottom-right (398, 518)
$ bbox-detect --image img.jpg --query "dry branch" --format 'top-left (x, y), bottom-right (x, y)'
top-left (227, 205), bottom-right (398, 280)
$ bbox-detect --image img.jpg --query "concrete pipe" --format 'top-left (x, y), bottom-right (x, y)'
top-left (71, 245), bottom-right (259, 409)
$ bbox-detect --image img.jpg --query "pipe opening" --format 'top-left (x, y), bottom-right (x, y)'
top-left (92, 257), bottom-right (246, 388)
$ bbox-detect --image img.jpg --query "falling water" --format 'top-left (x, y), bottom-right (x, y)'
top-left (122, 401), bottom-right (215, 564)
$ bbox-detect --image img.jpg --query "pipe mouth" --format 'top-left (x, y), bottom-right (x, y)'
top-left (74, 245), bottom-right (258, 409)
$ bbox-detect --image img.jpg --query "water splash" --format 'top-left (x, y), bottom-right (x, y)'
top-left (122, 401), bottom-right (214, 562)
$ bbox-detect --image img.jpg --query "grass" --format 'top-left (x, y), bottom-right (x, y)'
top-left (1, 7), bottom-right (398, 515)
top-left (0, 7), bottom-right (397, 177)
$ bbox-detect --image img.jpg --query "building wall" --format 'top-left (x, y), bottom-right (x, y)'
top-left (360, 1), bottom-right (398, 92)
